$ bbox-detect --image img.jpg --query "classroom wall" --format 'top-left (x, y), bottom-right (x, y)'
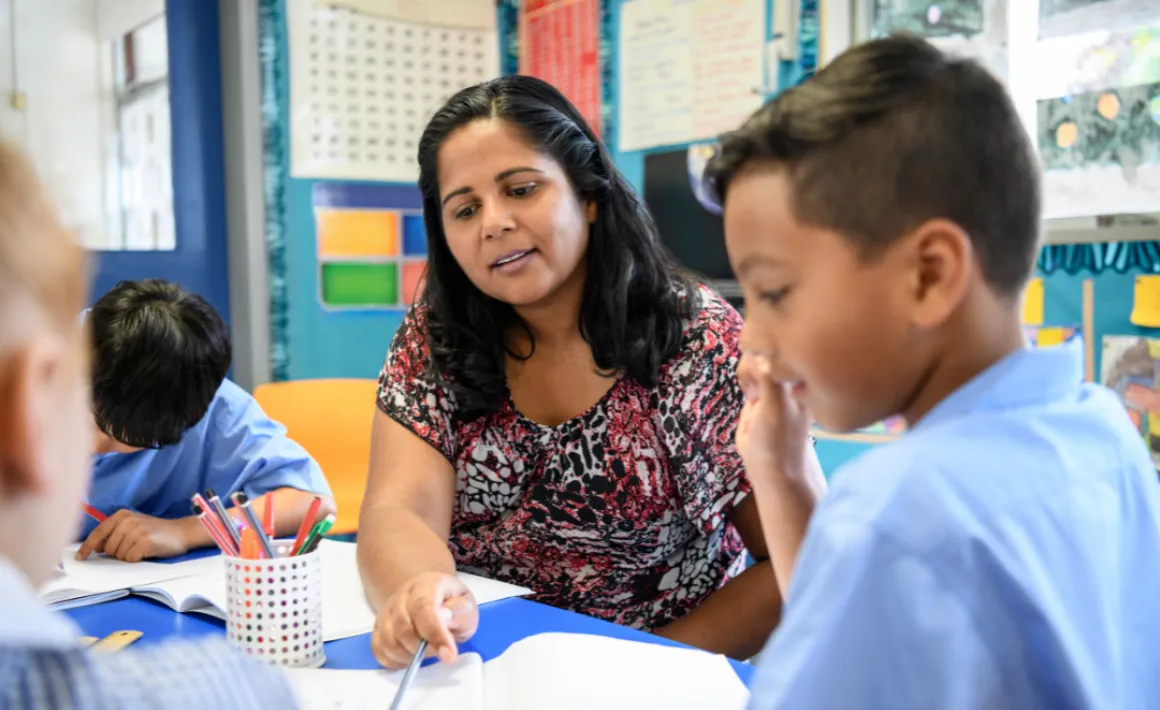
top-left (265, 0), bottom-right (807, 381)
top-left (261, 1), bottom-right (1157, 479)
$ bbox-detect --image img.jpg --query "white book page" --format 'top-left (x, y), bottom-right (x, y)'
top-left (41, 546), bottom-right (202, 603)
top-left (484, 633), bottom-right (750, 710)
top-left (287, 654), bottom-right (485, 710)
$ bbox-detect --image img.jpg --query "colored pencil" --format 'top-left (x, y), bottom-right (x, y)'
top-left (231, 492), bottom-right (276, 559)
top-left (297, 513), bottom-right (335, 556)
top-left (291, 497), bottom-right (323, 555)
top-left (205, 488), bottom-right (242, 550)
top-left (262, 491), bottom-right (275, 538)
top-left (81, 503), bottom-right (107, 523)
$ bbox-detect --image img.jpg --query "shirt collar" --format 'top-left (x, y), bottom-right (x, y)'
top-left (915, 339), bottom-right (1084, 431)
top-left (0, 555), bottom-right (81, 648)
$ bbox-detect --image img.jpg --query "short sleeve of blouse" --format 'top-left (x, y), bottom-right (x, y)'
top-left (658, 288), bottom-right (752, 534)
top-left (376, 306), bottom-right (458, 461)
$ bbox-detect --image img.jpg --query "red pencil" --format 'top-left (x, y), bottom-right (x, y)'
top-left (262, 491), bottom-right (275, 538)
top-left (291, 497), bottom-right (322, 555)
top-left (191, 493), bottom-right (238, 556)
top-left (82, 503), bottom-right (107, 523)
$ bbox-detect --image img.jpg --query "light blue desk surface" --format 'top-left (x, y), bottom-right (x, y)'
top-left (63, 555), bottom-right (755, 684)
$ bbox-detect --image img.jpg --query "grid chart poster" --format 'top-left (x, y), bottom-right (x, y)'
top-left (285, 0), bottom-right (499, 182)
top-left (618, 0), bottom-right (765, 152)
top-left (519, 0), bottom-right (602, 135)
top-left (313, 183), bottom-right (427, 312)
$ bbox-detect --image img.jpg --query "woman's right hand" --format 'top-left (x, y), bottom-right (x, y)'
top-left (370, 571), bottom-right (480, 669)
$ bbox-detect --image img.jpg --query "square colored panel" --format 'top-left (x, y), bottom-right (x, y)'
top-left (321, 262), bottom-right (398, 307)
top-left (316, 209), bottom-right (399, 258)
top-left (402, 214), bottom-right (427, 256)
top-left (401, 261), bottom-right (427, 306)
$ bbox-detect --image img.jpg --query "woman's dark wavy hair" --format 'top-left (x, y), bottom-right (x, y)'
top-left (416, 75), bottom-right (698, 417)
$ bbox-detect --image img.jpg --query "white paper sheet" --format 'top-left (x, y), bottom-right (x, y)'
top-left (289, 655), bottom-right (484, 710)
top-left (286, 633), bottom-right (749, 710)
top-left (618, 0), bottom-right (765, 152)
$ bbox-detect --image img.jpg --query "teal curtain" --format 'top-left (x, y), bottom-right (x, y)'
top-left (259, 0), bottom-right (290, 382)
top-left (1038, 243), bottom-right (1160, 276)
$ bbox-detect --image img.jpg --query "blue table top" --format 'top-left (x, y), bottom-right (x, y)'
top-left (65, 590), bottom-right (755, 684)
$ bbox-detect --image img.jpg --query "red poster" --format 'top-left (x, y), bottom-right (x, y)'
top-left (519, 0), bottom-right (602, 136)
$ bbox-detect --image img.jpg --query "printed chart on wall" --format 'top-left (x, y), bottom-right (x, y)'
top-left (870, 0), bottom-right (1009, 81)
top-left (285, 0), bottom-right (499, 181)
top-left (1101, 335), bottom-right (1160, 469)
top-left (618, 0), bottom-right (766, 152)
top-left (1032, 22), bottom-right (1160, 218)
top-left (519, 0), bottom-right (602, 135)
top-left (313, 183), bottom-right (426, 312)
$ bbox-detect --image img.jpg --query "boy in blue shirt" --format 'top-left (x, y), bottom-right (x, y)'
top-left (77, 279), bottom-right (335, 562)
top-left (709, 35), bottom-right (1160, 708)
top-left (0, 141), bottom-right (296, 707)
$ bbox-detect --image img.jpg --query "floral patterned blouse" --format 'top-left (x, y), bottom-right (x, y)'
top-left (376, 287), bottom-right (751, 631)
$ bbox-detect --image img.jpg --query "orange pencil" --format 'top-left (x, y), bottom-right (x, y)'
top-left (241, 526), bottom-right (262, 559)
top-left (292, 497), bottom-right (322, 555)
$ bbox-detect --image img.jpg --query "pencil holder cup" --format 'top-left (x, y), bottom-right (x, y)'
top-left (224, 550), bottom-right (325, 668)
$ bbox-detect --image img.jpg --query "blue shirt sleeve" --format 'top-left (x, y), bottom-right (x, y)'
top-left (201, 382), bottom-right (332, 501)
top-left (748, 519), bottom-right (1010, 710)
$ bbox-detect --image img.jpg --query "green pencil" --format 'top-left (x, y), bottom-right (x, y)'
top-left (296, 513), bottom-right (335, 555)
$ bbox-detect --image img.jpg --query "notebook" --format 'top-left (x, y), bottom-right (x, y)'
top-left (41, 549), bottom-right (206, 607)
top-left (94, 540), bottom-right (533, 641)
top-left (287, 632), bottom-right (751, 710)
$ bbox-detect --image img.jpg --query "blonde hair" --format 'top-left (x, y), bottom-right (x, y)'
top-left (0, 140), bottom-right (85, 329)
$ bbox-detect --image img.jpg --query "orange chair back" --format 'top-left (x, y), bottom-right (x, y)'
top-left (253, 378), bottom-right (378, 534)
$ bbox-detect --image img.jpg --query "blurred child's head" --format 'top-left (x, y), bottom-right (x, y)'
top-left (708, 35), bottom-right (1040, 433)
top-left (0, 141), bottom-right (90, 585)
top-left (90, 279), bottom-right (231, 453)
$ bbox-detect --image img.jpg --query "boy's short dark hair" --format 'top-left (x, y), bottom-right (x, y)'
top-left (707, 34), bottom-right (1041, 296)
top-left (90, 279), bottom-right (231, 448)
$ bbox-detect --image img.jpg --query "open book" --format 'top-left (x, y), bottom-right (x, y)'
top-left (40, 551), bottom-right (209, 607)
top-left (47, 540), bottom-right (532, 642)
top-left (288, 632), bottom-right (750, 710)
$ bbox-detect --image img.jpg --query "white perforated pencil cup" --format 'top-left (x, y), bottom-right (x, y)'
top-left (224, 549), bottom-right (325, 668)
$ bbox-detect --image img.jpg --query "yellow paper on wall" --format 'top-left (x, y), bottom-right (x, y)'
top-left (1022, 278), bottom-right (1044, 326)
top-left (1130, 275), bottom-right (1160, 327)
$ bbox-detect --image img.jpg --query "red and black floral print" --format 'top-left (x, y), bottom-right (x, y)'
top-left (376, 287), bottom-right (751, 631)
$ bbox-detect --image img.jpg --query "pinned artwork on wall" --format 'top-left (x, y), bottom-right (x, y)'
top-left (312, 183), bottom-right (426, 312)
top-left (1039, 0), bottom-right (1160, 40)
top-left (1101, 335), bottom-right (1160, 469)
top-left (870, 0), bottom-right (1008, 81)
top-left (1034, 26), bottom-right (1160, 218)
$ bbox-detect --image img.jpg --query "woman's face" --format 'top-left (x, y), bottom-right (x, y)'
top-left (436, 118), bottom-right (595, 308)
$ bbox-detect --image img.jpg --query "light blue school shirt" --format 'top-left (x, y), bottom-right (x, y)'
top-left (82, 379), bottom-right (331, 539)
top-left (749, 341), bottom-right (1160, 710)
top-left (0, 556), bottom-right (299, 708)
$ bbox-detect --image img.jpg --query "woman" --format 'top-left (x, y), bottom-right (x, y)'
top-left (358, 76), bottom-right (784, 669)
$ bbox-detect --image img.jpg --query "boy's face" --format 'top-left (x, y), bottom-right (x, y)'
top-left (723, 164), bottom-right (930, 433)
top-left (0, 309), bottom-right (91, 587)
top-left (91, 423), bottom-right (144, 455)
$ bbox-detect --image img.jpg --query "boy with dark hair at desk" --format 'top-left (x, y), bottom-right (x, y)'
top-left (710, 35), bottom-right (1160, 708)
top-left (0, 141), bottom-right (298, 707)
top-left (77, 279), bottom-right (335, 562)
